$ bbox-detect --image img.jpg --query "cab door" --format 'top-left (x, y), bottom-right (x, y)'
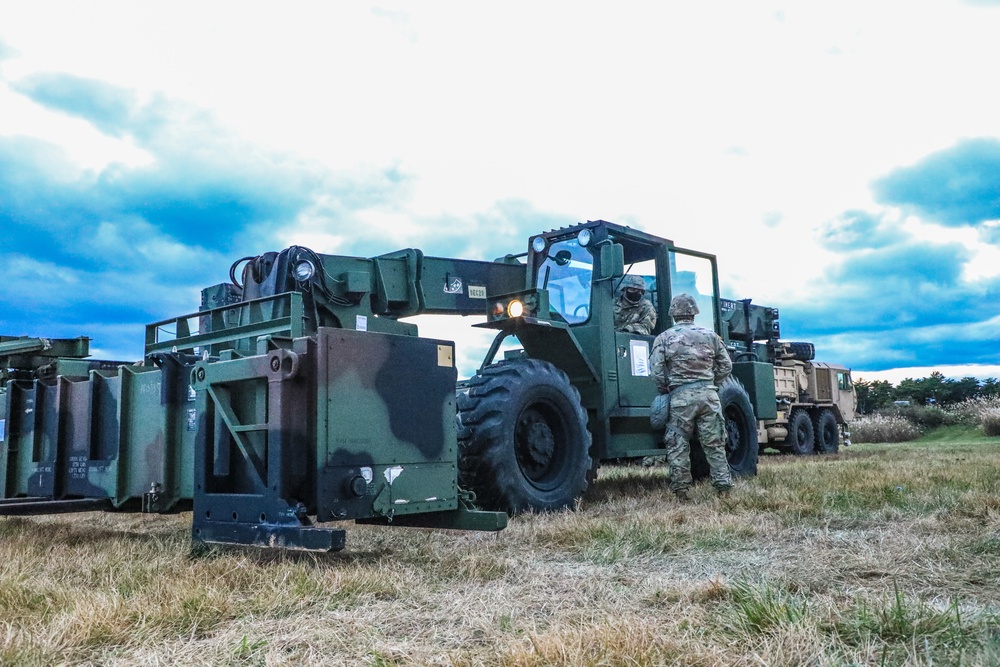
top-left (616, 331), bottom-right (657, 407)
top-left (667, 248), bottom-right (722, 336)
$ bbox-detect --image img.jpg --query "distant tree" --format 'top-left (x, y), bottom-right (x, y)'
top-left (893, 372), bottom-right (985, 405)
top-left (855, 379), bottom-right (894, 414)
top-left (895, 377), bottom-right (925, 405)
top-left (852, 373), bottom-right (997, 413)
top-left (980, 378), bottom-right (1000, 398)
top-left (946, 376), bottom-right (982, 403)
top-left (895, 372), bottom-right (948, 405)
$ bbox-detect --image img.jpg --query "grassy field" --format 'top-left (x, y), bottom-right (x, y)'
top-left (1, 431), bottom-right (999, 666)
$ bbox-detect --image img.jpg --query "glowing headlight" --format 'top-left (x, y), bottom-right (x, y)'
top-left (507, 300), bottom-right (525, 318)
top-left (293, 260), bottom-right (316, 282)
top-left (531, 237), bottom-right (547, 253)
top-left (577, 229), bottom-right (592, 246)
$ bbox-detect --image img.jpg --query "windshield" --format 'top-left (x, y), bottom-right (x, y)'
top-left (668, 251), bottom-right (718, 331)
top-left (535, 237), bottom-right (593, 324)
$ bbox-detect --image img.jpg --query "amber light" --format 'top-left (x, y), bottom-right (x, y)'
top-left (507, 300), bottom-right (524, 318)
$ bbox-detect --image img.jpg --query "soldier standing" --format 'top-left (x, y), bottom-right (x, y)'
top-left (649, 294), bottom-right (733, 501)
top-left (613, 275), bottom-right (657, 335)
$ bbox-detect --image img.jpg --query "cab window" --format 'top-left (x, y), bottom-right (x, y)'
top-left (535, 237), bottom-right (593, 324)
top-left (668, 252), bottom-right (718, 331)
top-left (837, 372), bottom-right (852, 391)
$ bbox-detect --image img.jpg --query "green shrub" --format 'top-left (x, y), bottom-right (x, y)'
top-left (894, 405), bottom-right (958, 428)
top-left (982, 410), bottom-right (1000, 437)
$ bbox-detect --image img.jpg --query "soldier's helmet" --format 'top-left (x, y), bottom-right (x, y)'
top-left (621, 275), bottom-right (646, 304)
top-left (669, 293), bottom-right (699, 317)
top-left (622, 275), bottom-right (645, 291)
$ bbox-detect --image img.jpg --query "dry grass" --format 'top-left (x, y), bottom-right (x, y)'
top-left (947, 397), bottom-right (1000, 426)
top-left (855, 397), bottom-right (1000, 442)
top-left (2, 436), bottom-right (1000, 666)
top-left (851, 415), bottom-right (924, 443)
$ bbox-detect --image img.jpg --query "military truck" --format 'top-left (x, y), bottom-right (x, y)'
top-left (0, 220), bottom-right (846, 551)
top-left (717, 301), bottom-right (856, 456)
top-left (764, 346), bottom-right (855, 454)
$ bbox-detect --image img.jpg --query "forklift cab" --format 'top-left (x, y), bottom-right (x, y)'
top-left (523, 221), bottom-right (723, 457)
top-left (529, 222), bottom-right (721, 337)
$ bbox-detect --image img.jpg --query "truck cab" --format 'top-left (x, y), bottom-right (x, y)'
top-left (460, 221), bottom-right (759, 512)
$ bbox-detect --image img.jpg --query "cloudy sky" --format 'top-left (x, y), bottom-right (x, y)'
top-left (2, 1), bottom-right (999, 382)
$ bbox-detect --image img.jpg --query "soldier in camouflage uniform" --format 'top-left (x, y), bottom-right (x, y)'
top-left (613, 275), bottom-right (657, 335)
top-left (649, 294), bottom-right (733, 501)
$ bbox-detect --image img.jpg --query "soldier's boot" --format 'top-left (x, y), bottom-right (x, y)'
top-left (715, 486), bottom-right (732, 499)
top-left (675, 489), bottom-right (691, 503)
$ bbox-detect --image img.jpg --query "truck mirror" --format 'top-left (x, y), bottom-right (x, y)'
top-left (596, 242), bottom-right (624, 281)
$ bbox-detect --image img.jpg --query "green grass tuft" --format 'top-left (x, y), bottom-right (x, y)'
top-left (727, 580), bottom-right (809, 635)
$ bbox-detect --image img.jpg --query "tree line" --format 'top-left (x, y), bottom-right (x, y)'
top-left (854, 371), bottom-right (1000, 414)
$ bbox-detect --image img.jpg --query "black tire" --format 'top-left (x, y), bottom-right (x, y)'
top-left (787, 342), bottom-right (815, 361)
top-left (456, 359), bottom-right (592, 514)
top-left (691, 377), bottom-right (759, 480)
top-left (787, 409), bottom-right (815, 455)
top-left (720, 377), bottom-right (759, 477)
top-left (813, 409), bottom-right (840, 454)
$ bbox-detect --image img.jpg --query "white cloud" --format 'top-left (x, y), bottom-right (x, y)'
top-left (3, 1), bottom-right (1000, 374)
top-left (0, 82), bottom-right (151, 169)
top-left (857, 364), bottom-right (1000, 385)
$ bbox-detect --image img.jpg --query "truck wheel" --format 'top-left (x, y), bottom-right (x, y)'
top-left (813, 409), bottom-right (839, 454)
top-left (719, 377), bottom-right (759, 477)
top-left (691, 377), bottom-right (759, 480)
top-left (456, 359), bottom-right (592, 514)
top-left (787, 342), bottom-right (815, 361)
top-left (787, 410), bottom-right (815, 455)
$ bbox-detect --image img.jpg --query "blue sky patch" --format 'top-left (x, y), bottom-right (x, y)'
top-left (873, 138), bottom-right (1000, 227)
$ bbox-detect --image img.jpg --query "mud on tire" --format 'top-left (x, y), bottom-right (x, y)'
top-left (456, 359), bottom-right (592, 514)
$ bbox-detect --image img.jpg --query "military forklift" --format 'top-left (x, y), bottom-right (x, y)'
top-left (1, 220), bottom-right (771, 550)
top-left (208, 220), bottom-right (764, 516)
top-left (449, 221), bottom-right (761, 512)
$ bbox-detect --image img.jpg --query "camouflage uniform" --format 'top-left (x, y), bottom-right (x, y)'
top-left (649, 294), bottom-right (733, 496)
top-left (613, 276), bottom-right (657, 335)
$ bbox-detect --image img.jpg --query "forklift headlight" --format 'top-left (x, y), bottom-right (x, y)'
top-left (507, 300), bottom-right (525, 318)
top-left (293, 260), bottom-right (316, 282)
top-left (577, 229), bottom-right (592, 246)
top-left (531, 237), bottom-right (547, 254)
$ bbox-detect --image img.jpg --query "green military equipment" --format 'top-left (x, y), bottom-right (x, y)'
top-left (0, 220), bottom-right (853, 551)
top-left (719, 298), bottom-right (856, 454)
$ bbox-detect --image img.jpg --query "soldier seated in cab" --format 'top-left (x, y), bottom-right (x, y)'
top-left (613, 275), bottom-right (656, 335)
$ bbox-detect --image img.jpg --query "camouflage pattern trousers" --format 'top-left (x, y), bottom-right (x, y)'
top-left (663, 386), bottom-right (733, 493)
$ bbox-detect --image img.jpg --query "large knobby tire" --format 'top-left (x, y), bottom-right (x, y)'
top-left (691, 377), bottom-right (759, 480)
top-left (787, 409), bottom-right (815, 455)
top-left (813, 409), bottom-right (840, 454)
top-left (456, 359), bottom-right (592, 514)
top-left (786, 341), bottom-right (815, 361)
